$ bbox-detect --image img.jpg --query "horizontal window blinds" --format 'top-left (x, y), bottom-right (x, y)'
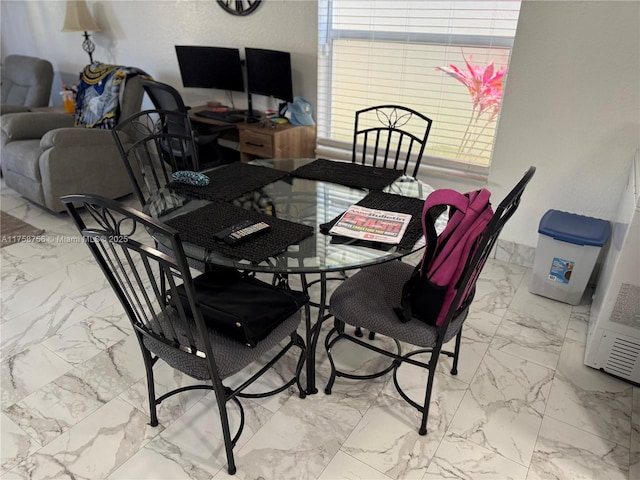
top-left (317, 1), bottom-right (521, 175)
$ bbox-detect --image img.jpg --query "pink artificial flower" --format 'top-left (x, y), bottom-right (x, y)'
top-left (437, 53), bottom-right (506, 120)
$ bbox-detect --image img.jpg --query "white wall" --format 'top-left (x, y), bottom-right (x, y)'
top-left (0, 0), bottom-right (318, 112)
top-left (487, 0), bottom-right (640, 247)
top-left (2, 0), bottom-right (639, 250)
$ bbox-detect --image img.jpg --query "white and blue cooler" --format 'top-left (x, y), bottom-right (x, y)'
top-left (529, 210), bottom-right (611, 305)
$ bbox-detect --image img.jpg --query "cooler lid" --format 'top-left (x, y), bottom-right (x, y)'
top-left (538, 210), bottom-right (611, 246)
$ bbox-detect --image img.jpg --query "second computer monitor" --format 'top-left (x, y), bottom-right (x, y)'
top-left (245, 48), bottom-right (294, 103)
top-left (175, 45), bottom-right (245, 92)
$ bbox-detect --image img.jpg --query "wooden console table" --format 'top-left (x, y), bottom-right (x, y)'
top-left (189, 105), bottom-right (316, 162)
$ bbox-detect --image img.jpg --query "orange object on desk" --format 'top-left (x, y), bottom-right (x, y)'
top-left (61, 91), bottom-right (75, 114)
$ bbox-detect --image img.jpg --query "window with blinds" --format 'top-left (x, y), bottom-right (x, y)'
top-left (317, 0), bottom-right (521, 178)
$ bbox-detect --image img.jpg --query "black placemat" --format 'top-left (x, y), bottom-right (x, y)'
top-left (320, 191), bottom-right (446, 250)
top-left (166, 203), bottom-right (314, 263)
top-left (168, 162), bottom-right (288, 202)
top-left (290, 158), bottom-right (403, 190)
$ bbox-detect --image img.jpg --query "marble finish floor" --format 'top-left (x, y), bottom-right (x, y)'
top-left (1, 182), bottom-right (638, 480)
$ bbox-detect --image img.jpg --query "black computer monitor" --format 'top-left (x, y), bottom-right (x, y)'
top-left (245, 48), bottom-right (294, 120)
top-left (175, 45), bottom-right (245, 92)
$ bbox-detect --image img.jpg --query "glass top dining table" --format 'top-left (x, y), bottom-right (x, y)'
top-left (146, 157), bottom-right (435, 393)
top-left (148, 157), bottom-right (434, 274)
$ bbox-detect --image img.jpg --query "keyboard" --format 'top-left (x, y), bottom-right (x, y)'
top-left (195, 110), bottom-right (243, 123)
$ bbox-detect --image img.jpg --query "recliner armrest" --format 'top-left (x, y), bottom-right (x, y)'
top-left (1, 112), bottom-right (75, 142)
top-left (41, 127), bottom-right (119, 149)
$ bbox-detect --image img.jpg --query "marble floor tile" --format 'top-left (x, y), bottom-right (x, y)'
top-left (3, 373), bottom-right (107, 447)
top-left (65, 277), bottom-right (122, 314)
top-left (107, 435), bottom-right (224, 480)
top-left (528, 416), bottom-right (629, 480)
top-left (1, 258), bottom-right (105, 320)
top-left (340, 370), bottom-right (467, 480)
top-left (462, 309), bottom-right (504, 342)
top-left (472, 260), bottom-right (527, 317)
top-left (490, 310), bottom-right (568, 369)
top-left (0, 231), bottom-right (93, 280)
top-left (214, 391), bottom-right (365, 480)
top-left (0, 251), bottom-right (35, 305)
top-left (494, 239), bottom-right (535, 269)
top-left (109, 395), bottom-right (258, 480)
top-left (40, 306), bottom-right (131, 366)
top-left (1, 344), bottom-right (73, 410)
top-left (564, 309), bottom-right (590, 345)
top-left (509, 271), bottom-right (573, 322)
top-left (65, 335), bottom-right (148, 406)
top-left (1, 412), bottom-right (42, 474)
top-left (1, 296), bottom-right (94, 359)
top-left (317, 450), bottom-right (393, 480)
top-left (118, 361), bottom-right (212, 426)
top-left (446, 348), bottom-right (554, 467)
top-left (7, 397), bottom-right (162, 480)
top-left (424, 433), bottom-right (529, 480)
top-left (545, 339), bottom-right (633, 448)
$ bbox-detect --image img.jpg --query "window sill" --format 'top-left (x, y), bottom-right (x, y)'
top-left (315, 139), bottom-right (489, 184)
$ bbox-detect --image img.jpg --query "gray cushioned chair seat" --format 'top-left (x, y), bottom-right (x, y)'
top-left (330, 261), bottom-right (466, 348)
top-left (143, 307), bottom-right (302, 380)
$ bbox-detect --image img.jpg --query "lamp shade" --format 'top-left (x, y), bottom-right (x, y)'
top-left (62, 0), bottom-right (100, 32)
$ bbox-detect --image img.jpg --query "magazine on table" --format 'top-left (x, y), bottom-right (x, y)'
top-left (329, 205), bottom-right (412, 244)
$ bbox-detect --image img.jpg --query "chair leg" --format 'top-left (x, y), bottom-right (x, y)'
top-left (292, 332), bottom-right (307, 399)
top-left (354, 327), bottom-right (376, 340)
top-left (324, 327), bottom-right (341, 394)
top-left (419, 361), bottom-right (438, 436)
top-left (140, 345), bottom-right (159, 427)
top-left (215, 391), bottom-right (237, 475)
top-left (451, 328), bottom-right (463, 376)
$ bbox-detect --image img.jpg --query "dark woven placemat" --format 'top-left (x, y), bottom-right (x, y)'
top-left (320, 191), bottom-right (446, 250)
top-left (290, 158), bottom-right (403, 190)
top-left (168, 162), bottom-right (288, 202)
top-left (165, 203), bottom-right (314, 263)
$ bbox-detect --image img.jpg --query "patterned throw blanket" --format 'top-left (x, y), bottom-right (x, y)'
top-left (74, 63), bottom-right (150, 129)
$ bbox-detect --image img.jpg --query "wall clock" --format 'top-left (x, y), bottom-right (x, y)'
top-left (217, 0), bottom-right (262, 16)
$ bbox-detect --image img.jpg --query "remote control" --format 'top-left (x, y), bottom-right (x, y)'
top-left (214, 219), bottom-right (272, 245)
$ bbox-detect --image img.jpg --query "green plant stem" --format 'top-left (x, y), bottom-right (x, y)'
top-left (457, 108), bottom-right (477, 158)
top-left (464, 116), bottom-right (493, 155)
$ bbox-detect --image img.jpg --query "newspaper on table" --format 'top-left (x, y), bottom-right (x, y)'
top-left (329, 205), bottom-right (412, 244)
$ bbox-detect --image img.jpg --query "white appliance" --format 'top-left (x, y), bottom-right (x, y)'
top-left (584, 151), bottom-right (640, 385)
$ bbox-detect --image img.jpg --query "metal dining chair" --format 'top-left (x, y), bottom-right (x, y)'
top-left (350, 105), bottom-right (434, 338)
top-left (325, 167), bottom-right (536, 435)
top-left (351, 105), bottom-right (433, 178)
top-left (112, 109), bottom-right (198, 208)
top-left (62, 194), bottom-right (308, 475)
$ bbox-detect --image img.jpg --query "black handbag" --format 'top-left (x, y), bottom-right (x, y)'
top-left (171, 270), bottom-right (309, 347)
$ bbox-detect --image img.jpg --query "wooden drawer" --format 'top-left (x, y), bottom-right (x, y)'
top-left (239, 129), bottom-right (273, 157)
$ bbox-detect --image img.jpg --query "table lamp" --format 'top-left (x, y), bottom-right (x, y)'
top-left (62, 0), bottom-right (101, 64)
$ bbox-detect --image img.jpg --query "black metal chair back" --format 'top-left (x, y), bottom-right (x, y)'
top-left (112, 109), bottom-right (198, 207)
top-left (325, 167), bottom-right (536, 435)
top-left (141, 79), bottom-right (236, 170)
top-left (352, 105), bottom-right (433, 178)
top-left (142, 79), bottom-right (189, 113)
top-left (61, 194), bottom-right (306, 475)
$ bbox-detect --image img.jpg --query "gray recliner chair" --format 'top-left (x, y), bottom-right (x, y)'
top-left (1, 64), bottom-right (148, 212)
top-left (1, 55), bottom-right (54, 114)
